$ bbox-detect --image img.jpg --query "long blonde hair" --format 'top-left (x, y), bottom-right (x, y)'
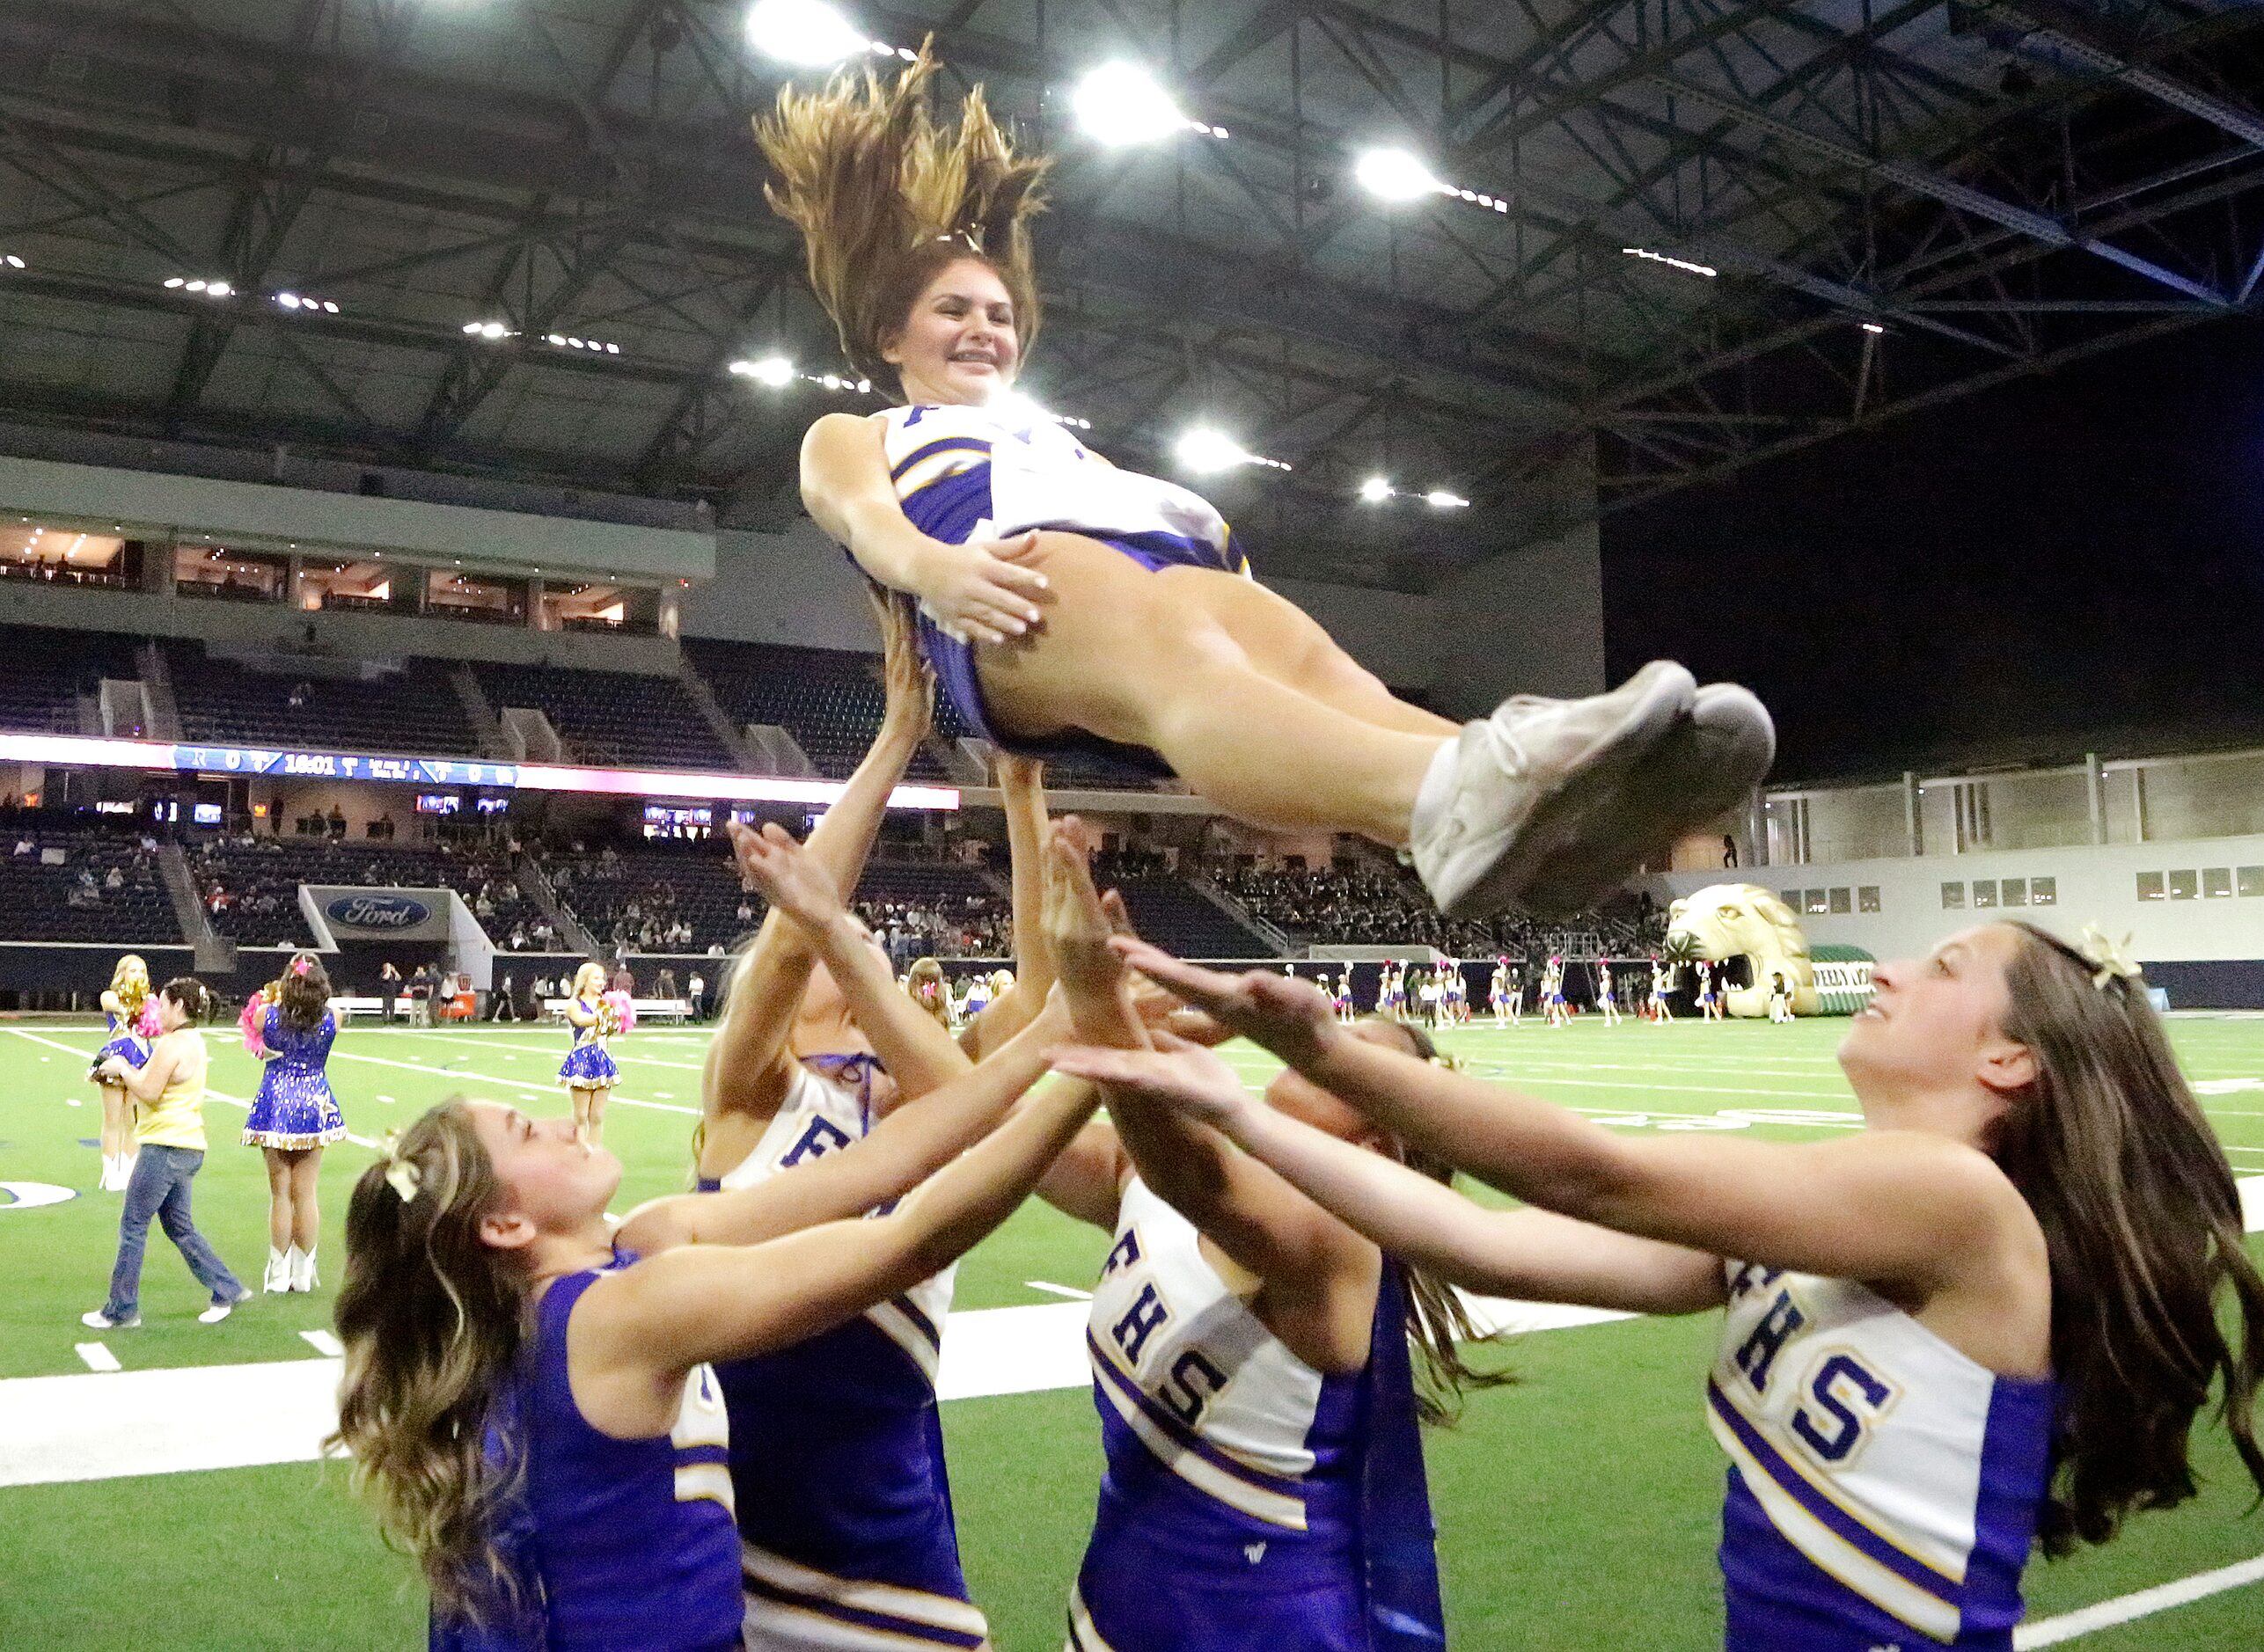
top-left (571, 961), bottom-right (607, 1000)
top-left (329, 1102), bottom-right (531, 1623)
top-left (754, 45), bottom-right (1048, 390)
top-left (108, 953), bottom-right (150, 1010)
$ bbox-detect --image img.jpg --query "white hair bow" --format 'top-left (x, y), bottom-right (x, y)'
top-left (378, 1129), bottom-right (422, 1204)
top-left (2076, 925), bottom-right (2141, 991)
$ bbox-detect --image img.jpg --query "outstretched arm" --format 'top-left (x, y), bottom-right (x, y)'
top-left (1050, 1040), bottom-right (1725, 1316)
top-left (585, 1049), bottom-right (1103, 1391)
top-left (724, 819), bottom-right (971, 1106)
top-left (799, 413), bottom-right (1048, 647)
top-left (705, 597), bottom-right (932, 1120)
top-left (619, 992), bottom-right (1069, 1255)
top-left (1111, 941), bottom-right (2027, 1292)
top-left (1044, 837), bottom-right (1368, 1323)
top-left (959, 755), bottom-right (1053, 1063)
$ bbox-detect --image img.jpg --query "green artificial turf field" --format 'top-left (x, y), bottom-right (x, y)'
top-left (2, 1012), bottom-right (2260, 1650)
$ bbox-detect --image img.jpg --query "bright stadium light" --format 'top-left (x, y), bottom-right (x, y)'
top-left (3, 254), bottom-right (23, 269)
top-left (1622, 245), bottom-right (1718, 279)
top-left (1359, 475), bottom-right (1394, 503)
top-left (1073, 62), bottom-right (1188, 148)
top-left (1861, 321), bottom-right (1887, 335)
top-left (1355, 147), bottom-right (1446, 202)
top-left (1423, 488), bottom-right (1471, 509)
top-left (745, 0), bottom-right (872, 66)
top-left (1176, 428), bottom-right (1249, 475)
top-left (731, 354), bottom-right (797, 387)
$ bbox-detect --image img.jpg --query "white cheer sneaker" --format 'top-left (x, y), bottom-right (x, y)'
top-left (1410, 661), bottom-right (1696, 920)
top-left (1519, 682), bottom-right (1777, 917)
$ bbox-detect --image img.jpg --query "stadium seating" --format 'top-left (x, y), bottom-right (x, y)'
top-left (169, 646), bottom-right (480, 757)
top-left (686, 639), bottom-right (955, 782)
top-left (0, 624), bottom-right (143, 735)
top-left (543, 844), bottom-right (755, 954)
top-left (473, 662), bottom-right (735, 771)
top-left (0, 832), bottom-right (180, 943)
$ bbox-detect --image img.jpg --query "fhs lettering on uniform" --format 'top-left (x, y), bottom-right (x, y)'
top-left (780, 1114), bottom-right (855, 1169)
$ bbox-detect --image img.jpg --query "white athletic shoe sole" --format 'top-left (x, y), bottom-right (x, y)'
top-left (1520, 682), bottom-right (1777, 916)
top-left (198, 1287), bottom-right (253, 1326)
top-left (81, 1309), bottom-right (140, 1330)
top-left (1411, 661), bottom-right (1696, 920)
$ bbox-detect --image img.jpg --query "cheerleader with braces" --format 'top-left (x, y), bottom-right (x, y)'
top-left (89, 953), bottom-right (157, 1190)
top-left (765, 50), bottom-right (1772, 924)
top-left (1062, 925), bottom-right (2264, 1652)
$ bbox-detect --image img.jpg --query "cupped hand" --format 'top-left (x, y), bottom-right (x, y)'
top-left (1048, 1031), bottom-right (1256, 1129)
top-left (1109, 941), bottom-right (1340, 1068)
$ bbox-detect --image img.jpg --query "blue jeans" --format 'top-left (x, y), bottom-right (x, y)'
top-left (104, 1144), bottom-right (244, 1319)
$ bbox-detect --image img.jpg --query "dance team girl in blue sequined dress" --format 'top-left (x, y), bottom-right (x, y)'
top-left (242, 952), bottom-right (347, 1293)
top-left (559, 962), bottom-right (622, 1146)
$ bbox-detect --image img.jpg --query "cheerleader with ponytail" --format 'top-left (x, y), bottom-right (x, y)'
top-left (89, 954), bottom-right (157, 1191)
top-left (767, 48), bottom-right (1769, 925)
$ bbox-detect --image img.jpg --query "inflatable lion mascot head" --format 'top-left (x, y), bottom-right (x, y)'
top-left (1664, 883), bottom-right (1819, 1018)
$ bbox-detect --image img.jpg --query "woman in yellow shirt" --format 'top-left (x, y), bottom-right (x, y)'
top-left (82, 979), bottom-right (251, 1329)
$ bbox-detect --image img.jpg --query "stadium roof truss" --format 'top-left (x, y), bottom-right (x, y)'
top-left (0, 0), bottom-right (2258, 590)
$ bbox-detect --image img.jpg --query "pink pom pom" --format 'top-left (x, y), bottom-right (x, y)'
top-left (600, 989), bottom-right (637, 1035)
top-left (237, 994), bottom-right (267, 1056)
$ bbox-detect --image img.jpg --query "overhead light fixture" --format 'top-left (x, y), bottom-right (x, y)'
top-left (1861, 321), bottom-right (1887, 335)
top-left (1, 254), bottom-right (23, 270)
top-left (275, 291), bottom-right (341, 314)
top-left (1175, 428), bottom-right (1291, 475)
top-left (1359, 476), bottom-right (1394, 503)
top-left (464, 320), bottom-right (513, 340)
top-left (1622, 246), bottom-right (1718, 279)
top-left (730, 354), bottom-right (797, 387)
top-left (1423, 489), bottom-right (1470, 509)
top-left (1354, 147), bottom-right (1446, 202)
top-left (745, 0), bottom-right (903, 67)
top-left (1072, 62), bottom-right (1224, 147)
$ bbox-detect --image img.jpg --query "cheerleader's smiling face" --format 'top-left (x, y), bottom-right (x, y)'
top-left (882, 256), bottom-right (1020, 406)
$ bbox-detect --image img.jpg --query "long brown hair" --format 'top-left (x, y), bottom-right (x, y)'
top-left (1362, 1015), bottom-right (1518, 1425)
top-left (276, 952), bottom-right (331, 1031)
top-left (1993, 923), bottom-right (2264, 1553)
top-left (754, 45), bottom-right (1048, 391)
top-left (905, 956), bottom-right (950, 1029)
top-left (329, 1101), bottom-right (531, 1622)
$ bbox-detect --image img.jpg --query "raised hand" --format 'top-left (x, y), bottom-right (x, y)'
top-left (1109, 940), bottom-right (1339, 1068)
top-left (1048, 1031), bottom-right (1255, 1130)
top-left (1040, 820), bottom-right (1122, 1005)
top-left (725, 820), bottom-right (848, 932)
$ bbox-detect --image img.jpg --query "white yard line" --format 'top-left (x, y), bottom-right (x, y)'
top-left (72, 1342), bottom-right (120, 1373)
top-left (4, 1030), bottom-right (379, 1148)
top-left (390, 1029), bottom-right (708, 1071)
top-left (298, 1329), bottom-right (344, 1358)
top-left (325, 1048), bottom-right (698, 1116)
top-left (2014, 1553), bottom-right (2264, 1648)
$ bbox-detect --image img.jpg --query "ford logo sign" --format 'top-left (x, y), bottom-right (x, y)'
top-left (326, 894), bottom-right (432, 930)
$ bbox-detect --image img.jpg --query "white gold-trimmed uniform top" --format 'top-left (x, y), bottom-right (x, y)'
top-left (1709, 1262), bottom-right (2053, 1648)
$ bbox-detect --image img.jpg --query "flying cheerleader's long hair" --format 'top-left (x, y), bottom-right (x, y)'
top-left (754, 43), bottom-right (1049, 392)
